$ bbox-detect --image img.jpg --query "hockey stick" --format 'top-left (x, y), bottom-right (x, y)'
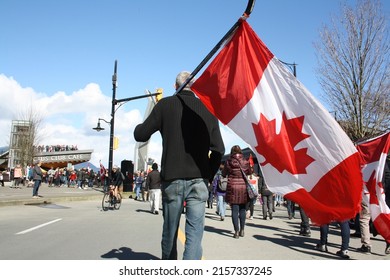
top-left (174, 0), bottom-right (256, 95)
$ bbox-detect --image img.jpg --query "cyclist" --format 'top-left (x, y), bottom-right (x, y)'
top-left (110, 165), bottom-right (124, 202)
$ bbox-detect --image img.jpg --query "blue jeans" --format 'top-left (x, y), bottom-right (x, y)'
top-left (134, 185), bottom-right (142, 199)
top-left (33, 180), bottom-right (41, 196)
top-left (161, 178), bottom-right (209, 260)
top-left (217, 194), bottom-right (226, 218)
top-left (319, 220), bottom-right (350, 251)
top-left (275, 193), bottom-right (283, 205)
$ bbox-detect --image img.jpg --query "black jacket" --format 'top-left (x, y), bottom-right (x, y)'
top-left (111, 169), bottom-right (123, 187)
top-left (134, 90), bottom-right (225, 181)
top-left (146, 169), bottom-right (161, 190)
top-left (32, 165), bottom-right (43, 181)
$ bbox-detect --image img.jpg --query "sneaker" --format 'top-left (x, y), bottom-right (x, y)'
top-left (300, 229), bottom-right (311, 237)
top-left (385, 243), bottom-right (390, 255)
top-left (336, 250), bottom-right (350, 259)
top-left (314, 244), bottom-right (328, 252)
top-left (357, 245), bottom-right (371, 254)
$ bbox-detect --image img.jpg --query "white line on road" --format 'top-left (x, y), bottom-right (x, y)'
top-left (16, 218), bottom-right (62, 235)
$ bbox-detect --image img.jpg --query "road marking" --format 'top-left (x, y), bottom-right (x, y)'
top-left (177, 227), bottom-right (205, 260)
top-left (178, 227), bottom-right (186, 244)
top-left (16, 218), bottom-right (62, 235)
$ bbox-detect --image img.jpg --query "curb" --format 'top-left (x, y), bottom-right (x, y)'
top-left (0, 194), bottom-right (104, 207)
top-left (0, 191), bottom-right (135, 207)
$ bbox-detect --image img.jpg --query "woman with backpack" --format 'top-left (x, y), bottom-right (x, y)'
top-left (212, 163), bottom-right (227, 221)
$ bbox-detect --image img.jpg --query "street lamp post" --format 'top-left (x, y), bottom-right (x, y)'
top-left (108, 61), bottom-right (117, 178)
top-left (92, 60), bottom-right (162, 180)
top-left (278, 59), bottom-right (297, 77)
top-left (92, 61), bottom-right (117, 179)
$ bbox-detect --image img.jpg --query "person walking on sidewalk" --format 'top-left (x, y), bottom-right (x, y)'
top-left (222, 145), bottom-right (251, 239)
top-left (146, 163), bottom-right (161, 215)
top-left (12, 164), bottom-right (23, 188)
top-left (260, 179), bottom-right (273, 220)
top-left (213, 164), bottom-right (227, 221)
top-left (134, 71), bottom-right (225, 260)
top-left (315, 220), bottom-right (351, 259)
top-left (32, 160), bottom-right (43, 198)
top-left (0, 171), bottom-right (4, 187)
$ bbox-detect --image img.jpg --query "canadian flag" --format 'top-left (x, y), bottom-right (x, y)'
top-left (249, 153), bottom-right (254, 167)
top-left (99, 161), bottom-right (106, 181)
top-left (191, 20), bottom-right (363, 225)
top-left (356, 132), bottom-right (390, 243)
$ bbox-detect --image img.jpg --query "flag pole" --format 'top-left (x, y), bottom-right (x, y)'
top-left (174, 0), bottom-right (256, 95)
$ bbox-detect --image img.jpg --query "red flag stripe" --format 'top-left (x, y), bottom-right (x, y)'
top-left (357, 132), bottom-right (390, 242)
top-left (193, 21), bottom-right (274, 125)
top-left (357, 133), bottom-right (390, 165)
top-left (285, 153), bottom-right (362, 225)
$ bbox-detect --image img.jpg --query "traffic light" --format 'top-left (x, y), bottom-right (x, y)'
top-left (155, 88), bottom-right (163, 102)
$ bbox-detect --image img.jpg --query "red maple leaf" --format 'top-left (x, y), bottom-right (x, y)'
top-left (365, 170), bottom-right (379, 205)
top-left (253, 112), bottom-right (315, 174)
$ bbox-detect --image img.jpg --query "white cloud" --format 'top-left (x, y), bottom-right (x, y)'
top-left (0, 74), bottom-right (249, 170)
top-left (0, 74), bottom-right (148, 169)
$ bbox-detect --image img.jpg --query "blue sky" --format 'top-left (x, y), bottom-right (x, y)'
top-left (1, 0), bottom-right (389, 169)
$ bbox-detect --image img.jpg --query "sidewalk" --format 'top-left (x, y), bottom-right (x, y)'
top-left (0, 181), bottom-right (104, 207)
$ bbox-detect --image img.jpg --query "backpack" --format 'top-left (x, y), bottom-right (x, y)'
top-left (28, 168), bottom-right (34, 180)
top-left (218, 175), bottom-right (228, 192)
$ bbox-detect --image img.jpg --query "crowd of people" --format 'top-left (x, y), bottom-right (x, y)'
top-left (1, 163), bottom-right (99, 192)
top-left (130, 140), bottom-right (390, 260)
top-left (34, 144), bottom-right (78, 153)
top-left (2, 71), bottom-right (388, 261)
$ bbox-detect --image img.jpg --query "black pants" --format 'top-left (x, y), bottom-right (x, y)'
top-left (231, 204), bottom-right (246, 232)
top-left (299, 207), bottom-right (310, 230)
top-left (262, 194), bottom-right (273, 218)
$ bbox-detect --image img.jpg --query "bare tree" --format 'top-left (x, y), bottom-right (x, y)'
top-left (314, 0), bottom-right (389, 141)
top-left (11, 106), bottom-right (44, 168)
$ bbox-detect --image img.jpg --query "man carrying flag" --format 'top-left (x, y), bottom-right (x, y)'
top-left (356, 132), bottom-right (390, 255)
top-left (191, 19), bottom-right (363, 226)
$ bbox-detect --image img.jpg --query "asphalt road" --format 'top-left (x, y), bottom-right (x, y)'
top-left (0, 196), bottom-right (389, 261)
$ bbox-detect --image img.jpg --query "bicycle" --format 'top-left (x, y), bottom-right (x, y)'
top-left (102, 185), bottom-right (122, 211)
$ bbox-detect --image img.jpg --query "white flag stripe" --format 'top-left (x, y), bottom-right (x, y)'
top-left (228, 57), bottom-right (357, 192)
